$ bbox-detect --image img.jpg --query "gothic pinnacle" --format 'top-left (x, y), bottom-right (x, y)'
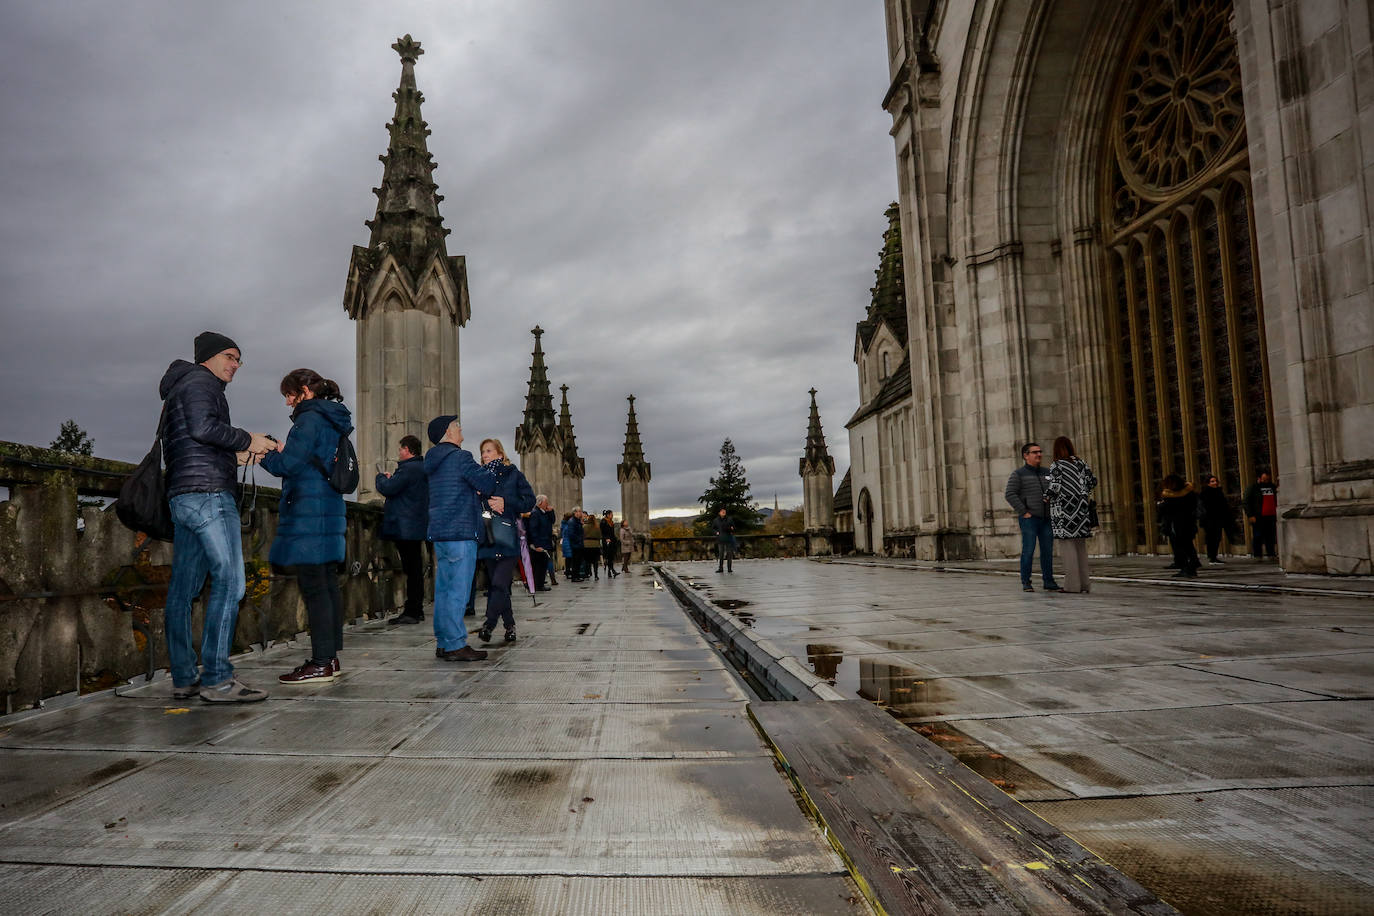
top-left (801, 388), bottom-right (835, 476)
top-left (392, 34), bottom-right (424, 62)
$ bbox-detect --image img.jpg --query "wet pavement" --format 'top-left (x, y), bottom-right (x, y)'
top-left (0, 569), bottom-right (866, 915)
top-left (664, 558), bottom-right (1374, 915)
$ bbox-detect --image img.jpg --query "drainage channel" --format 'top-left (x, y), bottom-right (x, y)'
top-left (654, 566), bottom-right (842, 703)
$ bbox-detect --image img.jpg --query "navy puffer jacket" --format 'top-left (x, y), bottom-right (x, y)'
top-left (376, 456), bottom-right (428, 541)
top-left (259, 399), bottom-right (352, 567)
top-left (159, 360), bottom-right (251, 497)
top-left (425, 444), bottom-right (500, 542)
top-left (477, 462), bottom-right (536, 560)
top-left (527, 506), bottom-right (555, 550)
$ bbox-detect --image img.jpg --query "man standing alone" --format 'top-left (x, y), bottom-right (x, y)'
top-left (1005, 442), bottom-right (1061, 593)
top-left (712, 508), bottom-right (736, 573)
top-left (160, 331), bottom-right (276, 702)
top-left (1243, 470), bottom-right (1280, 561)
top-left (378, 435), bottom-right (429, 625)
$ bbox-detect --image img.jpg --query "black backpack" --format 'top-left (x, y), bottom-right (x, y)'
top-left (115, 404), bottom-right (174, 541)
top-left (312, 430), bottom-right (359, 494)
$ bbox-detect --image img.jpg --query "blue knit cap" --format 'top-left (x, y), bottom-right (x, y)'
top-left (428, 414), bottom-right (459, 445)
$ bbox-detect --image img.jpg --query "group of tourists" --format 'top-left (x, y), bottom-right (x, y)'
top-left (1007, 433), bottom-right (1281, 591)
top-left (156, 329), bottom-right (634, 705)
top-left (558, 508), bottom-right (634, 581)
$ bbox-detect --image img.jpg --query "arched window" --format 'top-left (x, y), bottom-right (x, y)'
top-left (1100, 0), bottom-right (1271, 552)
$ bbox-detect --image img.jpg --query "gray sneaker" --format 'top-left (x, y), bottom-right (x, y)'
top-left (199, 677), bottom-right (268, 703)
top-left (171, 680), bottom-right (201, 700)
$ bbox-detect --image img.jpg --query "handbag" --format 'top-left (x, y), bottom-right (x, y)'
top-left (115, 404), bottom-right (174, 541)
top-left (481, 508), bottom-right (520, 555)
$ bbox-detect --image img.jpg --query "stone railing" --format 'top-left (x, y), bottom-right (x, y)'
top-left (0, 441), bottom-right (412, 714)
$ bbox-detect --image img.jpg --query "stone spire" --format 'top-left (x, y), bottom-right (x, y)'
top-left (516, 326), bottom-right (558, 451)
top-left (343, 35), bottom-right (469, 502)
top-left (617, 395), bottom-right (651, 546)
top-left (799, 388), bottom-right (836, 553)
top-left (559, 384), bottom-right (585, 509)
top-left (617, 395), bottom-right (650, 480)
top-left (514, 326), bottom-right (564, 508)
top-left (800, 387), bottom-right (836, 477)
top-left (363, 35), bottom-right (453, 282)
top-left (855, 202), bottom-right (907, 349)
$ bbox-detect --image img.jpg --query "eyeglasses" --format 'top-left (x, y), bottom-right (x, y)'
top-left (1028, 450), bottom-right (1042, 455)
top-left (219, 353), bottom-right (243, 366)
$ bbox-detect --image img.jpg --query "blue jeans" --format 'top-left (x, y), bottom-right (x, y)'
top-left (166, 491), bottom-right (245, 687)
top-left (433, 540), bottom-right (477, 650)
top-left (1018, 514), bottom-right (1056, 587)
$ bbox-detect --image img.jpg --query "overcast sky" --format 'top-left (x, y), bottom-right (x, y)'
top-left (0, 1), bottom-right (895, 516)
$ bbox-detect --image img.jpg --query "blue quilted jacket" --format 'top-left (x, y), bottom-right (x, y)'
top-left (259, 399), bottom-right (352, 567)
top-left (424, 444), bottom-right (499, 542)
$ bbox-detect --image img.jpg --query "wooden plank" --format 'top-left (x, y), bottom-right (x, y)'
top-left (749, 700), bottom-right (1179, 915)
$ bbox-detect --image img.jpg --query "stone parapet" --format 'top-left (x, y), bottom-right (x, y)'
top-left (0, 441), bottom-right (411, 712)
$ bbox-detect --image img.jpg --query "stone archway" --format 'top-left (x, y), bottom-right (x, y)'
top-left (1096, 0), bottom-right (1274, 552)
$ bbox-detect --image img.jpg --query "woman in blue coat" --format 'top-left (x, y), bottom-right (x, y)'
top-left (259, 368), bottom-right (352, 684)
top-left (474, 438), bottom-right (535, 644)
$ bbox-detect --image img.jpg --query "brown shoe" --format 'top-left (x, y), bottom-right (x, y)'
top-left (440, 646), bottom-right (488, 662)
top-left (278, 660), bottom-right (336, 683)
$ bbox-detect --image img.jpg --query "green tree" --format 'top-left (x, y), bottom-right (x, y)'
top-left (694, 439), bottom-right (764, 535)
top-left (50, 419), bottom-right (94, 456)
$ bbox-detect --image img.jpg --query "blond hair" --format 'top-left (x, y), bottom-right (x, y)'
top-left (479, 438), bottom-right (511, 465)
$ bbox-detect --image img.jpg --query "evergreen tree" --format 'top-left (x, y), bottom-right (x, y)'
top-left (694, 439), bottom-right (764, 534)
top-left (50, 420), bottom-right (94, 456)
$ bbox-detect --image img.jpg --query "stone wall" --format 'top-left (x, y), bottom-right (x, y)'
top-left (0, 441), bottom-right (414, 713)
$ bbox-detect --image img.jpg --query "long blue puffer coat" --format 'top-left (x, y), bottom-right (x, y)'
top-left (259, 398), bottom-right (352, 567)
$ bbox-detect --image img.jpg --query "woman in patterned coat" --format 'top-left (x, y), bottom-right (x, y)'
top-left (1045, 436), bottom-right (1098, 593)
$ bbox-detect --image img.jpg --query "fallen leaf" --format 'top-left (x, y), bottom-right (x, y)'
top-left (164, 708), bottom-right (190, 715)
top-left (583, 694), bottom-right (602, 699)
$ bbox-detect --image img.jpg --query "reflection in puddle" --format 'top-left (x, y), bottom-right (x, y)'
top-left (870, 638), bottom-right (922, 652)
top-left (806, 644), bottom-right (842, 682)
top-left (801, 651), bottom-right (939, 713)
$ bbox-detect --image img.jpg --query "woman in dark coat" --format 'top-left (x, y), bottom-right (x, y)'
top-left (474, 438), bottom-right (535, 644)
top-left (600, 510), bottom-right (620, 578)
top-left (1157, 474), bottom-right (1201, 578)
top-left (1198, 474), bottom-right (1240, 565)
top-left (1045, 436), bottom-right (1097, 593)
top-left (259, 369), bottom-right (352, 683)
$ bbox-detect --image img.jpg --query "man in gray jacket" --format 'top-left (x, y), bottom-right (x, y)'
top-left (1005, 442), bottom-right (1061, 593)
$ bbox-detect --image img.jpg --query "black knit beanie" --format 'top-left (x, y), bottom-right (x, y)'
top-left (195, 331), bottom-right (240, 364)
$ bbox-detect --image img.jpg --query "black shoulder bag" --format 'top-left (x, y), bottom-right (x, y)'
top-left (115, 404), bottom-right (175, 541)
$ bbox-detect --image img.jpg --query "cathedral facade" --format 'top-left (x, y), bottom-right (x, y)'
top-left (863, 0), bottom-right (1373, 574)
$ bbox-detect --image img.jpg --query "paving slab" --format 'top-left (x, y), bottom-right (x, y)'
top-left (665, 558), bottom-right (1374, 915)
top-left (0, 571), bottom-right (864, 914)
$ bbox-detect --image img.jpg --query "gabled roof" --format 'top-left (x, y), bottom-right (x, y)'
top-left (845, 352), bottom-right (913, 428)
top-left (833, 468), bottom-right (853, 512)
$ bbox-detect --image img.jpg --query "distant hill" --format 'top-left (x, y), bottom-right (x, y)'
top-left (650, 515), bottom-right (698, 530)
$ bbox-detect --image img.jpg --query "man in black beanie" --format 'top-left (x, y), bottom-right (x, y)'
top-left (159, 331), bottom-right (276, 703)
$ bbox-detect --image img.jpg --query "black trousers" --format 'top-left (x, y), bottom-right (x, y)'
top-left (483, 556), bottom-right (518, 631)
top-left (296, 563), bottom-right (343, 662)
top-left (531, 549), bottom-right (550, 589)
top-left (1252, 516), bottom-right (1278, 557)
top-left (395, 539), bottom-right (424, 617)
top-left (1169, 534), bottom-right (1200, 572)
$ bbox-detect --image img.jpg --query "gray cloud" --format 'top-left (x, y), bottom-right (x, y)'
top-left (0, 1), bottom-right (893, 515)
